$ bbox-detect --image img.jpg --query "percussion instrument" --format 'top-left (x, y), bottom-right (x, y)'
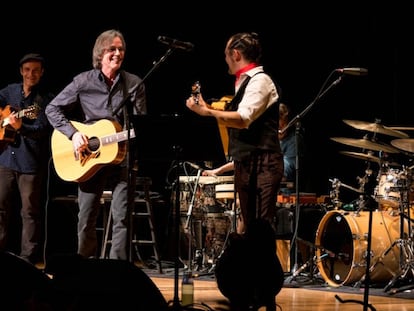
top-left (315, 210), bottom-right (401, 287)
top-left (178, 175), bottom-right (234, 268)
top-left (330, 137), bottom-right (399, 153)
top-left (374, 168), bottom-right (408, 208)
top-left (178, 175), bottom-right (234, 211)
top-left (343, 119), bottom-right (409, 138)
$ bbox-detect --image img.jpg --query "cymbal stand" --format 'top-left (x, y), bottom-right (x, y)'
top-left (336, 189), bottom-right (376, 311)
top-left (284, 238), bottom-right (325, 284)
top-left (383, 169), bottom-right (414, 293)
top-left (329, 176), bottom-right (367, 210)
top-left (280, 69), bottom-right (343, 277)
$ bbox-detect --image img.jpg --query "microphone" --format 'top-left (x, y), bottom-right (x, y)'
top-left (336, 67), bottom-right (368, 76)
top-left (157, 36), bottom-right (194, 52)
top-left (185, 162), bottom-right (217, 177)
top-left (186, 161), bottom-right (204, 171)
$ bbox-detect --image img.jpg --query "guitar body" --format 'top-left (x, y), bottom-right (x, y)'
top-left (51, 119), bottom-right (131, 182)
top-left (0, 104), bottom-right (40, 142)
top-left (0, 105), bottom-right (18, 142)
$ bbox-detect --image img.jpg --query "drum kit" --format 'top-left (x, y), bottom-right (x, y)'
top-left (314, 118), bottom-right (414, 291)
top-left (177, 174), bottom-right (236, 274)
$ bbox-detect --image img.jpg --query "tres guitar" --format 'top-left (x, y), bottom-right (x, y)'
top-left (0, 104), bottom-right (40, 142)
top-left (51, 119), bottom-right (135, 182)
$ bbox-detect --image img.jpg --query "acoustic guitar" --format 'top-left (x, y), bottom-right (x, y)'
top-left (51, 119), bottom-right (135, 182)
top-left (0, 104), bottom-right (40, 142)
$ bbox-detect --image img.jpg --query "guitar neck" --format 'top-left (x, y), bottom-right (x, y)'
top-left (15, 110), bottom-right (27, 119)
top-left (101, 128), bottom-right (135, 146)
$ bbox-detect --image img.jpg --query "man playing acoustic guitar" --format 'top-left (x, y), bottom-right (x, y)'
top-left (0, 53), bottom-right (54, 265)
top-left (46, 29), bottom-right (147, 260)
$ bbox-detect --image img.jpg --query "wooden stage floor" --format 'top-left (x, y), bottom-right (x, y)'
top-left (150, 274), bottom-right (414, 311)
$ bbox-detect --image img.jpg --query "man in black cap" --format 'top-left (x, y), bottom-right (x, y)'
top-left (0, 53), bottom-right (54, 265)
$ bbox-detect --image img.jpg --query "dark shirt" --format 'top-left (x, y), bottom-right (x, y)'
top-left (280, 129), bottom-right (296, 182)
top-left (45, 69), bottom-right (147, 139)
top-left (0, 83), bottom-right (53, 173)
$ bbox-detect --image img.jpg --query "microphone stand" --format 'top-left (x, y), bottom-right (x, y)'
top-left (112, 47), bottom-right (174, 116)
top-left (281, 70), bottom-right (343, 281)
top-left (111, 47), bottom-right (176, 260)
top-left (184, 168), bottom-right (202, 272)
top-left (113, 46), bottom-right (192, 311)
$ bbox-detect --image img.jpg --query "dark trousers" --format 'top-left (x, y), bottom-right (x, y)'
top-left (234, 152), bottom-right (284, 231)
top-left (0, 165), bottom-right (42, 263)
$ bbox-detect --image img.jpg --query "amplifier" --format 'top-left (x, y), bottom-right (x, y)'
top-left (274, 203), bottom-right (327, 242)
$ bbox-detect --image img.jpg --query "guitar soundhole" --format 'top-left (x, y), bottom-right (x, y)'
top-left (88, 137), bottom-right (100, 152)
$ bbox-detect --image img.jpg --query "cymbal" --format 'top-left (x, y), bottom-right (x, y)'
top-left (339, 151), bottom-right (380, 163)
top-left (389, 126), bottom-right (414, 131)
top-left (339, 150), bottom-right (400, 166)
top-left (391, 139), bottom-right (414, 153)
top-left (331, 137), bottom-right (400, 153)
top-left (343, 120), bottom-right (409, 138)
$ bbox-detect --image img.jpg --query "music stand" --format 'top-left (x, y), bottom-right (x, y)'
top-left (133, 113), bottom-right (226, 310)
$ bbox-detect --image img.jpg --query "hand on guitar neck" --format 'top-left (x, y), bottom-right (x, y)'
top-left (191, 81), bottom-right (233, 110)
top-left (191, 81), bottom-right (201, 105)
top-left (0, 104), bottom-right (40, 142)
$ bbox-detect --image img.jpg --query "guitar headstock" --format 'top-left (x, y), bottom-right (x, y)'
top-left (24, 104), bottom-right (40, 120)
top-left (191, 81), bottom-right (201, 104)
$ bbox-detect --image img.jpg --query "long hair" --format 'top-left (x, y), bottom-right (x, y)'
top-left (92, 29), bottom-right (126, 69)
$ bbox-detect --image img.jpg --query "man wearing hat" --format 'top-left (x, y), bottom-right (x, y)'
top-left (0, 53), bottom-right (54, 265)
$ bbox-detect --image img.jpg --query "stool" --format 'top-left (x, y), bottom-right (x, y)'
top-left (101, 177), bottom-right (163, 273)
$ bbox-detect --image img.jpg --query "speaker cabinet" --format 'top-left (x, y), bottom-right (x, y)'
top-left (47, 255), bottom-right (168, 311)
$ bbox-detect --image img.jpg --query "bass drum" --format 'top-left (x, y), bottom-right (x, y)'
top-left (315, 210), bottom-right (401, 287)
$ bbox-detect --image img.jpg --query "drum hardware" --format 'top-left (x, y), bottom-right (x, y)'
top-left (382, 178), bottom-right (414, 293)
top-left (284, 238), bottom-right (327, 284)
top-left (329, 178), bottom-right (366, 210)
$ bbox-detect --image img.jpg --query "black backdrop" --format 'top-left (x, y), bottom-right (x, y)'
top-left (4, 4), bottom-right (414, 204)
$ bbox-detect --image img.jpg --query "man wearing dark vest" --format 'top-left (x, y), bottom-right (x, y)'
top-left (185, 32), bottom-right (284, 311)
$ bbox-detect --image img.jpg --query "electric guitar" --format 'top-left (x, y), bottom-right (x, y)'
top-left (0, 104), bottom-right (40, 142)
top-left (51, 119), bottom-right (135, 182)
